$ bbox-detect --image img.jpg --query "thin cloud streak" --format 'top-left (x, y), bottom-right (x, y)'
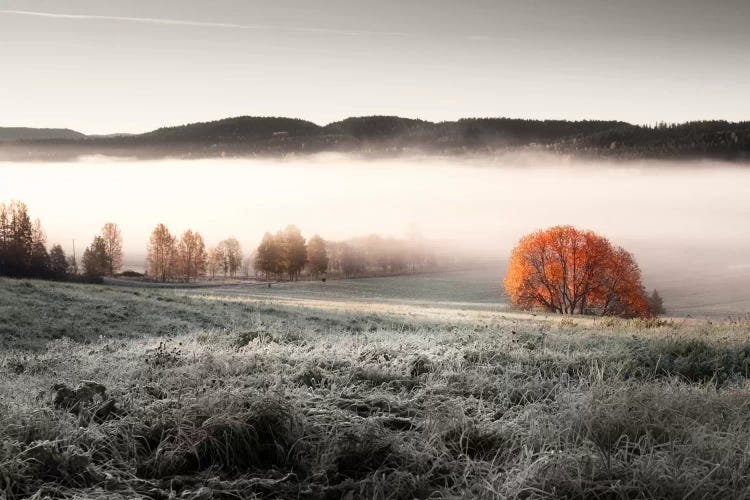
top-left (0, 9), bottom-right (417, 37)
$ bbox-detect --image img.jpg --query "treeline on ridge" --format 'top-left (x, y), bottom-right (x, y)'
top-left (2, 116), bottom-right (748, 161)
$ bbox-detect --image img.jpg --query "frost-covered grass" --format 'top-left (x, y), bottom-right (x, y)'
top-left (2, 277), bottom-right (750, 499)
top-left (195, 268), bottom-right (506, 307)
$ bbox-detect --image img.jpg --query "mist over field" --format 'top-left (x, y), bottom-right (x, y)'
top-left (1, 154), bottom-right (748, 315)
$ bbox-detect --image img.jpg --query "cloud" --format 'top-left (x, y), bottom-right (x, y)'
top-left (0, 9), bottom-right (416, 37)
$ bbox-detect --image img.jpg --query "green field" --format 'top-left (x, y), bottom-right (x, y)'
top-left (2, 276), bottom-right (750, 499)
top-left (186, 265), bottom-right (750, 319)
top-left (192, 269), bottom-right (506, 308)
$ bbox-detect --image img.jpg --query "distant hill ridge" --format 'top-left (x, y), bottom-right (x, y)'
top-left (0, 127), bottom-right (86, 142)
top-left (1, 115), bottom-right (749, 161)
top-left (135, 115), bottom-right (631, 144)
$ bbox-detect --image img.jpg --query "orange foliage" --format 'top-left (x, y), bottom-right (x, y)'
top-left (504, 226), bottom-right (651, 317)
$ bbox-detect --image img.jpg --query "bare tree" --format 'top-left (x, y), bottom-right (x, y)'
top-left (83, 236), bottom-right (108, 277)
top-left (178, 229), bottom-right (207, 282)
top-left (217, 237), bottom-right (243, 278)
top-left (255, 232), bottom-right (280, 280)
top-left (648, 289), bottom-right (666, 315)
top-left (280, 225), bottom-right (307, 280)
top-left (49, 244), bottom-right (67, 279)
top-left (146, 223), bottom-right (176, 282)
top-left (207, 246), bottom-right (222, 279)
top-left (29, 218), bottom-right (49, 277)
top-left (307, 234), bottom-right (328, 278)
top-left (340, 243), bottom-right (365, 277)
top-left (100, 223), bottom-right (123, 276)
top-left (242, 254), bottom-right (255, 278)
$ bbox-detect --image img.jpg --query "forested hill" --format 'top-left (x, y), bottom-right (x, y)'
top-left (0, 127), bottom-right (86, 142)
top-left (1, 116), bottom-right (749, 161)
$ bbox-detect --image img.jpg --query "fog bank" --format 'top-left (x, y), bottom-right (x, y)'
top-left (1, 155), bottom-right (748, 312)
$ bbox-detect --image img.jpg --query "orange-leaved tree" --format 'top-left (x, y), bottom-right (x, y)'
top-left (504, 226), bottom-right (651, 317)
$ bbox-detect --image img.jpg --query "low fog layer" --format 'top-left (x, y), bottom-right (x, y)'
top-left (1, 154), bottom-right (748, 313)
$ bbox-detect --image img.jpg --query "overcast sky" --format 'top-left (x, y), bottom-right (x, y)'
top-left (1, 0), bottom-right (749, 134)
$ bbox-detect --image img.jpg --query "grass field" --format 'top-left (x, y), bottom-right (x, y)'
top-left (109, 263), bottom-right (750, 320)
top-left (221, 269), bottom-right (506, 305)
top-left (2, 276), bottom-right (750, 498)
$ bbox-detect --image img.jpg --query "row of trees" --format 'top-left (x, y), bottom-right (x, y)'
top-left (0, 201), bottom-right (69, 279)
top-left (144, 222), bottom-right (343, 283)
top-left (326, 235), bottom-right (437, 278)
top-left (255, 225), bottom-right (320, 280)
top-left (2, 200), bottom-right (665, 318)
top-left (0, 202), bottom-right (242, 283)
top-left (145, 223), bottom-right (244, 282)
top-left (1, 200), bottom-right (129, 281)
top-left (253, 227), bottom-right (440, 280)
top-left (2, 199), bottom-right (441, 283)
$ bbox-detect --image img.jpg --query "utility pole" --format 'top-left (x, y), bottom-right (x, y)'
top-left (72, 238), bottom-right (78, 275)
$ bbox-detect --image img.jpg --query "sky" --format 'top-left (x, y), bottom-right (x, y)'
top-left (1, 0), bottom-right (749, 134)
